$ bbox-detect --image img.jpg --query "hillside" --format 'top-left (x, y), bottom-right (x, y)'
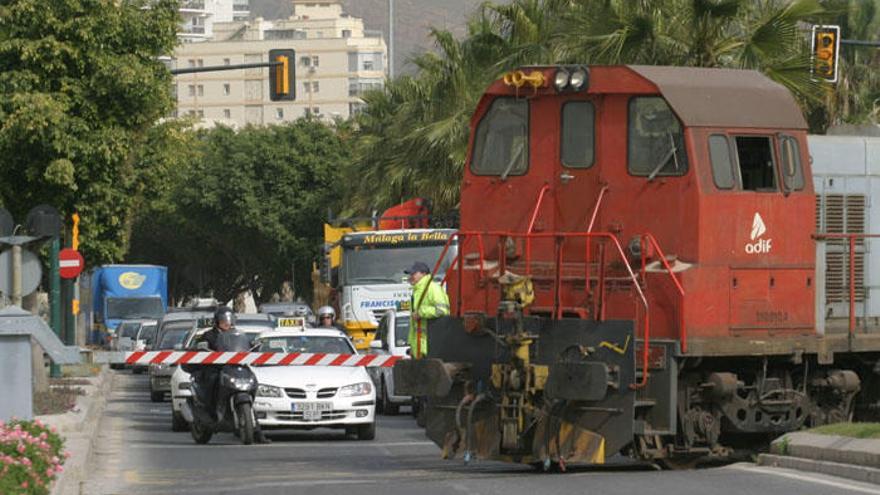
top-left (248, 0), bottom-right (487, 75)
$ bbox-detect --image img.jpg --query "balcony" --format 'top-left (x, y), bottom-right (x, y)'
top-left (233, 1), bottom-right (249, 12)
top-left (179, 0), bottom-right (205, 11)
top-left (179, 24), bottom-right (206, 35)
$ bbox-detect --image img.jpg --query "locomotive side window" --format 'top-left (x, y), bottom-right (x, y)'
top-left (561, 101), bottom-right (595, 168)
top-left (779, 135), bottom-right (805, 191)
top-left (709, 135), bottom-right (735, 189)
top-left (735, 136), bottom-right (776, 191)
top-left (628, 97), bottom-right (688, 178)
top-left (471, 97), bottom-right (529, 177)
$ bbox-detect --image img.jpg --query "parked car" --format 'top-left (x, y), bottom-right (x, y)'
top-left (251, 327), bottom-right (376, 440)
top-left (131, 322), bottom-right (158, 374)
top-left (148, 312), bottom-right (212, 402)
top-left (367, 310), bottom-right (411, 415)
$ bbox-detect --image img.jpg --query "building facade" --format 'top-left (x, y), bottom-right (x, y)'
top-left (173, 0), bottom-right (387, 125)
top-left (178, 0), bottom-right (251, 42)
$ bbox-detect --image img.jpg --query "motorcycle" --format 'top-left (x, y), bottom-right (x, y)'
top-left (182, 331), bottom-right (259, 445)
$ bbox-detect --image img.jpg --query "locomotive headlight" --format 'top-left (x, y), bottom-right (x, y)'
top-left (554, 68), bottom-right (570, 91)
top-left (570, 67), bottom-right (589, 91)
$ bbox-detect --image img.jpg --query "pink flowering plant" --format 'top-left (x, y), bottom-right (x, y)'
top-left (0, 419), bottom-right (67, 495)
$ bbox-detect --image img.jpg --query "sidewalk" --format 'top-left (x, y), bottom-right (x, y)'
top-left (37, 365), bottom-right (113, 495)
top-left (759, 430), bottom-right (880, 485)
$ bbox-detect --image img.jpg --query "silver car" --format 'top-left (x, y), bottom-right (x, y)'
top-left (368, 310), bottom-right (411, 415)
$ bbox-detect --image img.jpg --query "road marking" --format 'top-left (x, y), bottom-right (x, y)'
top-left (729, 463), bottom-right (880, 495)
top-left (128, 440), bottom-right (435, 450)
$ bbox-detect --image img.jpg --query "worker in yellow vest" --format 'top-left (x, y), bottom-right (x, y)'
top-left (405, 261), bottom-right (450, 359)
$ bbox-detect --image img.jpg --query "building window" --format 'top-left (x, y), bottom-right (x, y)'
top-left (276, 108), bottom-right (284, 120)
top-left (188, 85), bottom-right (195, 97)
top-left (223, 83), bottom-right (231, 95)
top-left (312, 56), bottom-right (319, 67)
top-left (312, 107), bottom-right (319, 115)
top-left (303, 82), bottom-right (310, 93)
top-left (188, 59), bottom-right (196, 68)
top-left (363, 59), bottom-right (374, 71)
top-left (223, 58), bottom-right (231, 66)
top-left (197, 110), bottom-right (204, 118)
top-left (300, 56), bottom-right (311, 67)
top-left (342, 29), bottom-right (351, 38)
top-left (223, 109), bottom-right (231, 119)
top-left (312, 81), bottom-right (319, 93)
top-left (197, 85), bottom-right (204, 96)
top-left (197, 59), bottom-right (204, 67)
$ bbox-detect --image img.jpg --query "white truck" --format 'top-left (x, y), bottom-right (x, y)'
top-left (337, 228), bottom-right (456, 349)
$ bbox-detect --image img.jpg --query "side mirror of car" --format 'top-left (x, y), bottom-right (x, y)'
top-left (196, 342), bottom-right (210, 351)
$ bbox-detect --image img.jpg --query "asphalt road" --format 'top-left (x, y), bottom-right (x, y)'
top-left (81, 372), bottom-right (880, 495)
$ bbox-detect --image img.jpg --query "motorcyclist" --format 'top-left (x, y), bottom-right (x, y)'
top-left (191, 306), bottom-right (271, 443)
top-left (315, 306), bottom-right (344, 331)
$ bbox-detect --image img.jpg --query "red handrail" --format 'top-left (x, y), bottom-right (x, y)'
top-left (813, 233), bottom-right (880, 335)
top-left (527, 184), bottom-right (551, 233)
top-left (640, 233), bottom-right (687, 353)
top-left (587, 185), bottom-right (609, 233)
top-left (429, 230), bottom-right (652, 389)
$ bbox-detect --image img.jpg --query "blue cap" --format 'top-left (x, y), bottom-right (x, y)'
top-left (404, 262), bottom-right (431, 275)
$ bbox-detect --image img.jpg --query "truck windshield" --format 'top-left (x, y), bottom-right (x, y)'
top-left (106, 298), bottom-right (164, 320)
top-left (394, 316), bottom-right (410, 348)
top-left (343, 245), bottom-right (453, 285)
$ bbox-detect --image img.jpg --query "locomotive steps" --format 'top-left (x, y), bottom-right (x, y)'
top-left (759, 427), bottom-right (880, 485)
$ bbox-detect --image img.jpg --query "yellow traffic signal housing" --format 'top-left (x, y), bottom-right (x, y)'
top-left (811, 25), bottom-right (840, 83)
top-left (269, 49), bottom-right (296, 101)
top-left (71, 212), bottom-right (80, 250)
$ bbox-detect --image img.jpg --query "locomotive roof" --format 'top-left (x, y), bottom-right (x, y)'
top-left (628, 65), bottom-right (807, 130)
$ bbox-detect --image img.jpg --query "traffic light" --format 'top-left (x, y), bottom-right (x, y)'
top-left (812, 25), bottom-right (840, 83)
top-left (71, 212), bottom-right (80, 250)
top-left (269, 49), bottom-right (296, 101)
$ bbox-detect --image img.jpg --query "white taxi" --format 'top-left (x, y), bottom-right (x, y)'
top-left (251, 328), bottom-right (376, 440)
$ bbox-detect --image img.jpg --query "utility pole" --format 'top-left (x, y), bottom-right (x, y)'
top-left (388, 0), bottom-right (394, 78)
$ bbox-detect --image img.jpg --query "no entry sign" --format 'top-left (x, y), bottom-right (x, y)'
top-left (59, 248), bottom-right (84, 279)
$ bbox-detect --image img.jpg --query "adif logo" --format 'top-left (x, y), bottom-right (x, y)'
top-left (745, 212), bottom-right (772, 254)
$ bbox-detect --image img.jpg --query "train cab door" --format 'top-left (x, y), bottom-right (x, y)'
top-left (551, 96), bottom-right (601, 233)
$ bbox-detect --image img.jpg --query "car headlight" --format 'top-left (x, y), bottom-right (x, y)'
top-left (338, 382), bottom-right (372, 397)
top-left (177, 382), bottom-right (191, 391)
top-left (257, 384), bottom-right (283, 397)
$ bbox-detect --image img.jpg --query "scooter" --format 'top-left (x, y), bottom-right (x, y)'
top-left (182, 331), bottom-right (259, 445)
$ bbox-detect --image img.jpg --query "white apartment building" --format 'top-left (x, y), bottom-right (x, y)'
top-left (173, 0), bottom-right (387, 125)
top-left (179, 0), bottom-right (250, 42)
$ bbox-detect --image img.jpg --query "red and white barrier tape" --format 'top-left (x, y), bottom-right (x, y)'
top-left (122, 351), bottom-right (402, 368)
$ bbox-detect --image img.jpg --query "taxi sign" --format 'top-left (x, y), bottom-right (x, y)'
top-left (278, 317), bottom-right (306, 328)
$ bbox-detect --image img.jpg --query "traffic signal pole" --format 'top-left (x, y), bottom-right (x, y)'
top-left (49, 237), bottom-right (61, 378)
top-left (169, 61), bottom-right (282, 75)
top-left (841, 39), bottom-right (880, 47)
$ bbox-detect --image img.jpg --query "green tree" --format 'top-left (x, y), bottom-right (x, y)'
top-left (0, 0), bottom-right (179, 263)
top-left (128, 120), bottom-right (350, 303)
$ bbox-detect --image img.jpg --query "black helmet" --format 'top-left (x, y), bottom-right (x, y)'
top-left (214, 306), bottom-right (235, 327)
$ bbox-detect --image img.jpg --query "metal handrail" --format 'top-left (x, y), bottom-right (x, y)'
top-left (640, 234), bottom-right (687, 352)
top-left (813, 233), bottom-right (880, 335)
top-left (587, 185), bottom-right (609, 233)
top-left (429, 230), bottom-right (652, 389)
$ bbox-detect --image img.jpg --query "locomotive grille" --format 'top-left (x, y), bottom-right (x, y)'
top-left (819, 194), bottom-right (866, 303)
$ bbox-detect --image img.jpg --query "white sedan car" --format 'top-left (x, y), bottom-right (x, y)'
top-left (251, 329), bottom-right (376, 440)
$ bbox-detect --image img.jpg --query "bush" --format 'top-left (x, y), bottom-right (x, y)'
top-left (0, 419), bottom-right (68, 495)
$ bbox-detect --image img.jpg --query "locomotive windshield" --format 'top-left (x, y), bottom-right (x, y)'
top-left (628, 97), bottom-right (688, 178)
top-left (471, 97), bottom-right (529, 177)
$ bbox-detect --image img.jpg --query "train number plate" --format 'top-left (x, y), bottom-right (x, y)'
top-left (292, 402), bottom-right (331, 420)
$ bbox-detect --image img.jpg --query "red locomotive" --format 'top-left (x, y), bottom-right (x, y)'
top-left (394, 65), bottom-right (875, 469)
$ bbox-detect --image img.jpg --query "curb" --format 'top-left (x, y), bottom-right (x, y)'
top-left (43, 367), bottom-right (114, 495)
top-left (758, 453), bottom-right (880, 485)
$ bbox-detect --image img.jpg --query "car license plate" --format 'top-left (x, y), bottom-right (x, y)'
top-left (292, 402), bottom-right (331, 421)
